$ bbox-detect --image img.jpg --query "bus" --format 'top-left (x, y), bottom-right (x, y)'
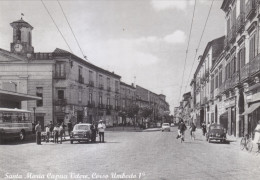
top-left (0, 108), bottom-right (33, 142)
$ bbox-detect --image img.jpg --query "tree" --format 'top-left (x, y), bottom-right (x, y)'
top-left (126, 104), bottom-right (139, 126)
top-left (140, 106), bottom-right (153, 119)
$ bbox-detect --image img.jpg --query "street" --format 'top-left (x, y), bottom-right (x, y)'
top-left (0, 127), bottom-right (260, 180)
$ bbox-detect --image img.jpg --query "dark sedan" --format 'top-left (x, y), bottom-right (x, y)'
top-left (206, 123), bottom-right (226, 143)
top-left (70, 123), bottom-right (92, 144)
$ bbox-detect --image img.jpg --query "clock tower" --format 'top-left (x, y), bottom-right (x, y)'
top-left (10, 18), bottom-right (34, 58)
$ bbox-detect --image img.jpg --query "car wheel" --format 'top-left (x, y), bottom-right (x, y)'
top-left (70, 140), bottom-right (73, 144)
top-left (19, 130), bottom-right (25, 141)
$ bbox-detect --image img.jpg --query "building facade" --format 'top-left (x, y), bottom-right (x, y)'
top-left (0, 18), bottom-right (171, 129)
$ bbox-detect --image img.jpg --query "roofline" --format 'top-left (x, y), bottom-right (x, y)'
top-left (120, 81), bottom-right (136, 89)
top-left (53, 49), bottom-right (121, 79)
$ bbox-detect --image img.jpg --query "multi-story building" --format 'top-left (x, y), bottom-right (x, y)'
top-left (218, 0), bottom-right (260, 137)
top-left (190, 36), bottom-right (225, 127)
top-left (119, 82), bottom-right (136, 125)
top-left (0, 18), bottom-right (121, 128)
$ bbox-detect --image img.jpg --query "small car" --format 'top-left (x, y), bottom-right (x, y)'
top-left (206, 123), bottom-right (226, 143)
top-left (161, 123), bottom-right (170, 132)
top-left (70, 123), bottom-right (92, 144)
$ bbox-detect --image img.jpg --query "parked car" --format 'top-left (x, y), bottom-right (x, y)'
top-left (161, 123), bottom-right (170, 132)
top-left (70, 123), bottom-right (92, 144)
top-left (206, 123), bottom-right (226, 143)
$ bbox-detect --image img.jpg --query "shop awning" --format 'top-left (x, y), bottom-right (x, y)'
top-left (242, 102), bottom-right (260, 115)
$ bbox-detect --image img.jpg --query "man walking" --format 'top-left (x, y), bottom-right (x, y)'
top-left (67, 120), bottom-right (73, 136)
top-left (98, 120), bottom-right (106, 143)
top-left (90, 122), bottom-right (97, 143)
top-left (35, 121), bottom-right (42, 145)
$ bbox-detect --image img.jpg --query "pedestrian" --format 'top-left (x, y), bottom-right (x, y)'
top-left (49, 121), bottom-right (54, 142)
top-left (98, 120), bottom-right (106, 143)
top-left (35, 121), bottom-right (42, 145)
top-left (53, 124), bottom-right (59, 144)
top-left (201, 121), bottom-right (207, 136)
top-left (90, 122), bottom-right (97, 143)
top-left (67, 120), bottom-right (73, 136)
top-left (189, 122), bottom-right (196, 140)
top-left (253, 120), bottom-right (260, 143)
top-left (59, 123), bottom-right (65, 143)
top-left (45, 124), bottom-right (50, 143)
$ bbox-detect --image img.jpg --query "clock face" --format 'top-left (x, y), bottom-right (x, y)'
top-left (14, 44), bottom-right (23, 52)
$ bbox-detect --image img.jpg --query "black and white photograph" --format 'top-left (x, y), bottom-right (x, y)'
top-left (0, 0), bottom-right (260, 179)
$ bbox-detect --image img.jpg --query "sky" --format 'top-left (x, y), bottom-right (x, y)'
top-left (0, 0), bottom-right (225, 114)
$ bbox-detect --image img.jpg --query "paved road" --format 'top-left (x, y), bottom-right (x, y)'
top-left (0, 127), bottom-right (260, 180)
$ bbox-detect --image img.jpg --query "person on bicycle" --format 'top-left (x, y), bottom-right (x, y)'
top-left (176, 120), bottom-right (186, 141)
top-left (189, 122), bottom-right (196, 140)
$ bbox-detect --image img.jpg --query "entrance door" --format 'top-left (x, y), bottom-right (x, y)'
top-left (200, 109), bottom-right (204, 125)
top-left (231, 107), bottom-right (236, 136)
top-left (220, 112), bottom-right (228, 130)
top-left (36, 116), bottom-right (44, 131)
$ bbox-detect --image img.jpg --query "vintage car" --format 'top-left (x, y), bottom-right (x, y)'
top-left (161, 123), bottom-right (170, 132)
top-left (70, 123), bottom-right (92, 144)
top-left (206, 123), bottom-right (227, 143)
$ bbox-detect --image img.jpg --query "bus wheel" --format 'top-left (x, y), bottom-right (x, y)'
top-left (19, 130), bottom-right (25, 141)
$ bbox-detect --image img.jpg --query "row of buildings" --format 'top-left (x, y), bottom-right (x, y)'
top-left (176, 0), bottom-right (260, 138)
top-left (0, 18), bottom-right (170, 129)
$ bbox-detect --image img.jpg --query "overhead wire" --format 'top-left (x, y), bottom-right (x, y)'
top-left (184, 0), bottom-right (215, 93)
top-left (57, 0), bottom-right (88, 61)
top-left (41, 0), bottom-right (73, 53)
top-left (178, 0), bottom-right (197, 103)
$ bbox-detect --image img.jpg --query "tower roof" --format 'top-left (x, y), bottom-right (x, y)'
top-left (10, 18), bottom-right (33, 29)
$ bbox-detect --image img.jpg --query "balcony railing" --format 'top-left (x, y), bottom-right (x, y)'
top-left (236, 12), bottom-right (245, 33)
top-left (98, 104), bottom-right (105, 109)
top-left (89, 81), bottom-right (94, 87)
top-left (246, 0), bottom-right (256, 19)
top-left (107, 87), bottom-right (111, 92)
top-left (99, 84), bottom-right (104, 90)
top-left (230, 71), bottom-right (240, 87)
top-left (106, 105), bottom-right (113, 110)
top-left (87, 101), bottom-right (95, 108)
top-left (115, 88), bottom-right (120, 93)
top-left (54, 74), bottom-right (66, 79)
top-left (54, 99), bottom-right (67, 106)
top-left (78, 76), bottom-right (84, 84)
top-left (240, 63), bottom-right (250, 81)
top-left (219, 83), bottom-right (225, 94)
top-left (249, 54), bottom-right (260, 75)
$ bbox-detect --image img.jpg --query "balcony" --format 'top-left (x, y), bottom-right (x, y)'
top-left (115, 88), bottom-right (120, 93)
top-left (54, 99), bottom-right (67, 106)
top-left (99, 84), bottom-right (104, 90)
top-left (236, 12), bottom-right (245, 33)
top-left (78, 76), bottom-right (84, 84)
top-left (87, 101), bottom-right (95, 108)
top-left (249, 54), bottom-right (260, 76)
top-left (115, 106), bottom-right (121, 111)
top-left (106, 105), bottom-right (113, 110)
top-left (89, 81), bottom-right (94, 87)
top-left (240, 63), bottom-right (250, 82)
top-left (54, 74), bottom-right (66, 79)
top-left (219, 83), bottom-right (225, 94)
top-left (202, 97), bottom-right (208, 105)
top-left (230, 71), bottom-right (240, 87)
top-left (98, 104), bottom-right (105, 109)
top-left (228, 25), bottom-right (236, 43)
top-left (246, 0), bottom-right (256, 20)
top-left (107, 87), bottom-right (111, 92)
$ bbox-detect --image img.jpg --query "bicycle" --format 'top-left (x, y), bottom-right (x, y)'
top-left (240, 134), bottom-right (253, 152)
